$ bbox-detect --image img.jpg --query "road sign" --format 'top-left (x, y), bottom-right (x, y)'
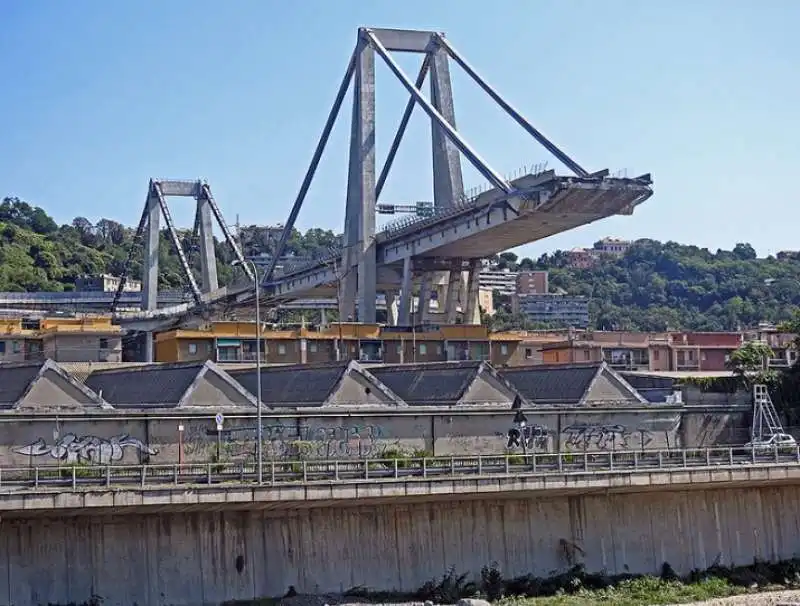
top-left (215, 413), bottom-right (224, 432)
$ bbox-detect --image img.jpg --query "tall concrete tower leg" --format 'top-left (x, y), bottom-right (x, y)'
top-left (141, 188), bottom-right (161, 364)
top-left (445, 260), bottom-right (464, 324)
top-left (197, 194), bottom-right (219, 293)
top-left (465, 260), bottom-right (482, 325)
top-left (142, 189), bottom-right (160, 313)
top-left (320, 307), bottom-right (328, 328)
top-left (344, 38), bottom-right (377, 323)
top-left (430, 46), bottom-right (464, 209)
top-left (399, 256), bottom-right (413, 326)
top-left (417, 273), bottom-right (433, 324)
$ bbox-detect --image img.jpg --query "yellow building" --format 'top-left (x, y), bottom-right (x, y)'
top-left (154, 321), bottom-right (526, 366)
top-left (0, 316), bottom-right (123, 363)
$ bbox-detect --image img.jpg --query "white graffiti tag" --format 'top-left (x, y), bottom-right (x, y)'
top-left (15, 434), bottom-right (158, 464)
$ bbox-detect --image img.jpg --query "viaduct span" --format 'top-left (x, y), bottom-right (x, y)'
top-left (102, 28), bottom-right (652, 340)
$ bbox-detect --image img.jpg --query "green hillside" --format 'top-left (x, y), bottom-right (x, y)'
top-left (496, 241), bottom-right (800, 331)
top-left (0, 196), bottom-right (337, 294)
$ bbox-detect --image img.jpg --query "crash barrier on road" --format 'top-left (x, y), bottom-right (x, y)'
top-left (3, 446), bottom-right (800, 491)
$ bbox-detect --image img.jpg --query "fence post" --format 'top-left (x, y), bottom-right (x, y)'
top-left (682, 450), bottom-right (688, 468)
top-left (728, 448), bottom-right (734, 466)
top-left (334, 460), bottom-right (340, 481)
top-left (705, 449), bottom-right (711, 466)
top-left (106, 466), bottom-right (111, 487)
top-left (207, 463), bottom-right (212, 485)
top-left (477, 455), bottom-right (483, 476)
top-left (34, 467), bottom-right (39, 488)
top-left (141, 466), bottom-right (147, 488)
top-left (393, 458), bottom-right (399, 479)
top-left (72, 466), bottom-right (77, 490)
top-left (270, 461), bottom-right (275, 484)
top-left (303, 461), bottom-right (308, 483)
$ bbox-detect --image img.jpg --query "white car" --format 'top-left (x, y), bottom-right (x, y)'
top-left (744, 433), bottom-right (797, 451)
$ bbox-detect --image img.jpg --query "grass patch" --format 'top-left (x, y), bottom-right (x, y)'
top-left (498, 576), bottom-right (744, 605)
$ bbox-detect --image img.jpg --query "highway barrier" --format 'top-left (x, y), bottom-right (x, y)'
top-left (2, 446), bottom-right (800, 491)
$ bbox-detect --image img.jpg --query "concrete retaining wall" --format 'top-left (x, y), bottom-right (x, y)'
top-left (1, 484), bottom-right (797, 606)
top-left (0, 408), bottom-right (749, 467)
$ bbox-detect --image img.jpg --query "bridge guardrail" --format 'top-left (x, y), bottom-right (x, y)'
top-left (3, 446), bottom-right (799, 491)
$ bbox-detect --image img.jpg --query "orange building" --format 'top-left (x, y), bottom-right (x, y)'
top-left (153, 322), bottom-right (527, 367)
top-left (0, 316), bottom-right (123, 363)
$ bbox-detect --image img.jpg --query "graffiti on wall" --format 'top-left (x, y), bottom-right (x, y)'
top-left (561, 423), bottom-right (661, 450)
top-left (185, 421), bottom-right (395, 460)
top-left (506, 423), bottom-right (551, 452)
top-left (15, 434), bottom-right (158, 464)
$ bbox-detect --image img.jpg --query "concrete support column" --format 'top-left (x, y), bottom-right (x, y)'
top-left (144, 332), bottom-right (154, 363)
top-left (465, 259), bottom-right (482, 325)
top-left (320, 307), bottom-right (328, 328)
top-left (385, 292), bottom-right (397, 326)
top-left (300, 338), bottom-right (307, 364)
top-left (142, 186), bottom-right (160, 312)
top-left (343, 39), bottom-right (377, 323)
top-left (417, 273), bottom-right (433, 324)
top-left (430, 46), bottom-right (464, 209)
top-left (197, 195), bottom-right (219, 294)
top-left (445, 260), bottom-right (464, 324)
top-left (399, 256), bottom-right (413, 326)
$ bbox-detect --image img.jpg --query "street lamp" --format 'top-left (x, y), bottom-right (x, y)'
top-left (232, 259), bottom-right (263, 484)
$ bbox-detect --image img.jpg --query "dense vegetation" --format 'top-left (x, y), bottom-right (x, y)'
top-left (494, 240), bottom-right (800, 331)
top-left (0, 197), bottom-right (339, 293)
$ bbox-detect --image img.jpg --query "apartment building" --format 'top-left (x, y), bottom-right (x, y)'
top-left (153, 322), bottom-right (527, 367)
top-left (516, 270), bottom-right (549, 295)
top-left (540, 330), bottom-right (747, 372)
top-left (0, 317), bottom-right (123, 363)
top-left (513, 293), bottom-right (590, 328)
top-left (594, 237), bottom-right (632, 256)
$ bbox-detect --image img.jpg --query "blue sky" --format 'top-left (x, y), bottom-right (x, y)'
top-left (1, 0), bottom-right (797, 259)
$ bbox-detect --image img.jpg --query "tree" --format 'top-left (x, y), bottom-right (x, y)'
top-left (727, 341), bottom-right (774, 377)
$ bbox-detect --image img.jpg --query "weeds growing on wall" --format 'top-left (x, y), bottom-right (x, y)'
top-left (49, 557), bottom-right (800, 606)
top-left (342, 557), bottom-right (800, 604)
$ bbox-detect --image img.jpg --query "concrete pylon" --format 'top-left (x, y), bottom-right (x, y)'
top-left (430, 45), bottom-right (464, 210)
top-left (445, 260), bottom-right (464, 324)
top-left (197, 195), bottom-right (219, 293)
top-left (142, 185), bottom-right (160, 314)
top-left (398, 256), bottom-right (413, 326)
top-left (464, 260), bottom-right (482, 324)
top-left (342, 38), bottom-right (377, 323)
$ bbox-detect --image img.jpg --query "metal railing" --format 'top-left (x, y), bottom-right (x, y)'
top-left (3, 447), bottom-right (800, 492)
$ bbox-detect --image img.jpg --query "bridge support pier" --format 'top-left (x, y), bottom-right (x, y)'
top-left (465, 259), bottom-right (482, 324)
top-left (385, 292), bottom-right (397, 325)
top-left (398, 256), bottom-right (413, 326)
top-left (417, 273), bottom-right (433, 324)
top-left (320, 308), bottom-right (328, 327)
top-left (445, 260), bottom-right (464, 324)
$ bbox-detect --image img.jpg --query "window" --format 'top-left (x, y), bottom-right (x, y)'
top-left (309, 342), bottom-right (318, 353)
top-left (524, 348), bottom-right (533, 360)
top-left (188, 343), bottom-right (198, 355)
top-left (583, 350), bottom-right (590, 361)
top-left (0, 342), bottom-right (4, 354)
top-left (419, 343), bottom-right (427, 355)
top-left (11, 341), bottom-right (20, 354)
top-left (653, 350), bottom-right (660, 361)
top-left (396, 344), bottom-right (402, 354)
top-left (278, 344), bottom-right (287, 355)
top-left (99, 338), bottom-right (109, 350)
top-left (500, 344), bottom-right (508, 355)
